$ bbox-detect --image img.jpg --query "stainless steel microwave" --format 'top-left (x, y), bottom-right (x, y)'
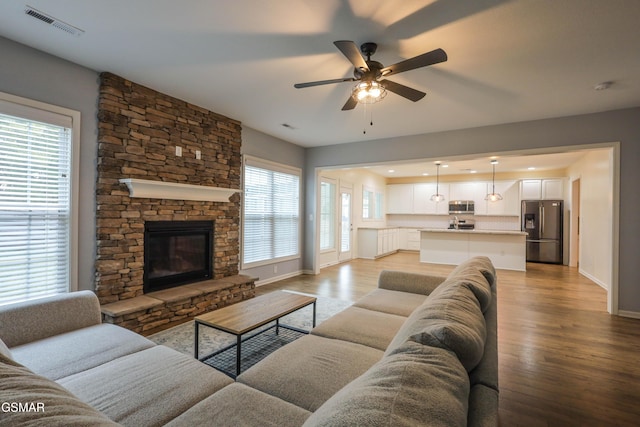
top-left (449, 200), bottom-right (475, 214)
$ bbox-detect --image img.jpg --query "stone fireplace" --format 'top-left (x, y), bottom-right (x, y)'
top-left (95, 72), bottom-right (255, 333)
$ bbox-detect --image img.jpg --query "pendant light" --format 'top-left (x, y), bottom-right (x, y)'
top-left (485, 160), bottom-right (503, 202)
top-left (430, 161), bottom-right (445, 202)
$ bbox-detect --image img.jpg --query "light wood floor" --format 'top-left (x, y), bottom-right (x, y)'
top-left (257, 252), bottom-right (640, 426)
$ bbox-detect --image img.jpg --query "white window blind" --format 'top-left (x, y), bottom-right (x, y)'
top-left (242, 157), bottom-right (300, 267)
top-left (0, 107), bottom-right (73, 306)
top-left (319, 180), bottom-right (336, 251)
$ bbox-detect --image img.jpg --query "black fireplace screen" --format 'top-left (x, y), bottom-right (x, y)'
top-left (144, 220), bottom-right (213, 293)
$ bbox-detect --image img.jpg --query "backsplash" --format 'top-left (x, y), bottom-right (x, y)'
top-left (386, 214), bottom-right (520, 231)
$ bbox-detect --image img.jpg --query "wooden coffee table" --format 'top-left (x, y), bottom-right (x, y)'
top-left (194, 291), bottom-right (316, 377)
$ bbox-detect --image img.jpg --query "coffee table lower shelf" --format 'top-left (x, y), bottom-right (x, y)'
top-left (198, 323), bottom-right (307, 378)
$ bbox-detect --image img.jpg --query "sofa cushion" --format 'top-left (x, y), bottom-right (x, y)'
top-left (165, 383), bottom-right (311, 427)
top-left (0, 353), bottom-right (120, 426)
top-left (0, 337), bottom-right (11, 359)
top-left (386, 283), bottom-right (487, 372)
top-left (0, 290), bottom-right (102, 348)
top-left (303, 340), bottom-right (469, 427)
top-left (353, 288), bottom-right (428, 316)
top-left (57, 345), bottom-right (233, 426)
top-left (238, 334), bottom-right (383, 412)
top-left (377, 270), bottom-right (448, 295)
top-left (310, 306), bottom-right (407, 350)
top-left (11, 323), bottom-right (155, 380)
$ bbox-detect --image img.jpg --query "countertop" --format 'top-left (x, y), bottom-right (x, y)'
top-left (420, 228), bottom-right (527, 236)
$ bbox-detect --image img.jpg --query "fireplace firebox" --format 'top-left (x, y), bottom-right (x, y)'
top-left (144, 220), bottom-right (214, 293)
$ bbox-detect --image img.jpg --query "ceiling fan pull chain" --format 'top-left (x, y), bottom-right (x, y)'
top-left (363, 102), bottom-right (368, 134)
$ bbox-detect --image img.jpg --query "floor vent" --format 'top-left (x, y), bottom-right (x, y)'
top-left (24, 5), bottom-right (85, 37)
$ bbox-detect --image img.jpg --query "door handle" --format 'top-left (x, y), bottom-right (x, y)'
top-left (540, 205), bottom-right (545, 235)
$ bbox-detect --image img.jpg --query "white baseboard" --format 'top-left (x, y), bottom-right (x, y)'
top-left (254, 270), bottom-right (303, 286)
top-left (578, 268), bottom-right (608, 290)
top-left (617, 310), bottom-right (640, 319)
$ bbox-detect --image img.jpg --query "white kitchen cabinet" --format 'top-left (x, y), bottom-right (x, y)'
top-left (449, 182), bottom-right (484, 203)
top-left (483, 180), bottom-right (520, 216)
top-left (520, 179), bottom-right (564, 200)
top-left (358, 228), bottom-right (399, 259)
top-left (413, 183), bottom-right (449, 214)
top-left (520, 179), bottom-right (542, 199)
top-left (399, 228), bottom-right (420, 250)
top-left (542, 179), bottom-right (564, 200)
top-left (420, 229), bottom-right (527, 271)
top-left (386, 184), bottom-right (413, 214)
top-left (386, 183), bottom-right (449, 215)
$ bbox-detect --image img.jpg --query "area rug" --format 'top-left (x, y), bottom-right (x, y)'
top-left (148, 292), bottom-right (352, 375)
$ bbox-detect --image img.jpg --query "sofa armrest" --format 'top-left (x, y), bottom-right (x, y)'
top-left (0, 291), bottom-right (102, 348)
top-left (377, 270), bottom-right (448, 296)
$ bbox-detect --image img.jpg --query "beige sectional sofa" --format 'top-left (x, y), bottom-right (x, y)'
top-left (0, 256), bottom-right (498, 426)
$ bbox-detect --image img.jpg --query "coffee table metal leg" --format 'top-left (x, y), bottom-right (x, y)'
top-left (194, 321), bottom-right (200, 358)
top-left (276, 318), bottom-right (279, 335)
top-left (236, 335), bottom-right (242, 377)
top-left (312, 301), bottom-right (317, 328)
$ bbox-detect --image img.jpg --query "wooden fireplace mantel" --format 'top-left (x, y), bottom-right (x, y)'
top-left (119, 178), bottom-right (240, 202)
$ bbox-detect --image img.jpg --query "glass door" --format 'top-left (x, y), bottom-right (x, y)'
top-left (338, 187), bottom-right (353, 262)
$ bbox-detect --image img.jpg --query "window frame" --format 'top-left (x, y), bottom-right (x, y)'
top-left (0, 91), bottom-right (80, 304)
top-left (241, 155), bottom-right (302, 269)
top-left (362, 185), bottom-right (384, 221)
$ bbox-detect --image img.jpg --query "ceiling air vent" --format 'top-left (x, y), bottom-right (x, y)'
top-left (24, 5), bottom-right (85, 37)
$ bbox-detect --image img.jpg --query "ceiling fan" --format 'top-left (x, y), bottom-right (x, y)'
top-left (294, 40), bottom-right (447, 110)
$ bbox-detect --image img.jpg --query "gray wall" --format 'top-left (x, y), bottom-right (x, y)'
top-left (0, 36), bottom-right (99, 292)
top-left (305, 109), bottom-right (640, 314)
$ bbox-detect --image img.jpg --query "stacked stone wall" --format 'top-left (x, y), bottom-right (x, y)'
top-left (95, 72), bottom-right (242, 305)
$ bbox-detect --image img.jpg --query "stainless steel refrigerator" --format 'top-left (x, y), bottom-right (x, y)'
top-left (521, 200), bottom-right (563, 264)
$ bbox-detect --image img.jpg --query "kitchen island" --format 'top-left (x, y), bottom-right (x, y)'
top-left (420, 228), bottom-right (527, 271)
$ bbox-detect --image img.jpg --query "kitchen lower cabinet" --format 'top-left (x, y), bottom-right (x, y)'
top-left (399, 228), bottom-right (420, 251)
top-left (420, 229), bottom-right (527, 271)
top-left (358, 228), bottom-right (399, 259)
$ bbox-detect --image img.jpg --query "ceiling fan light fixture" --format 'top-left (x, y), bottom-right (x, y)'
top-left (352, 81), bottom-right (387, 104)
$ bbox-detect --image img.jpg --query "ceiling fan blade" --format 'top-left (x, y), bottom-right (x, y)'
top-left (334, 40), bottom-right (369, 72)
top-left (380, 79), bottom-right (426, 102)
top-left (341, 95), bottom-right (358, 111)
top-left (294, 77), bottom-right (356, 89)
top-left (380, 48), bottom-right (447, 77)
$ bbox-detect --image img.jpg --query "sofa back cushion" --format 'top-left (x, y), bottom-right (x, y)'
top-left (0, 291), bottom-right (102, 347)
top-left (386, 281), bottom-right (487, 372)
top-left (435, 261), bottom-right (493, 313)
top-left (303, 340), bottom-right (469, 427)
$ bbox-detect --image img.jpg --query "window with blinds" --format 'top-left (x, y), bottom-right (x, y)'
top-left (0, 94), bottom-right (77, 306)
top-left (242, 157), bottom-right (301, 267)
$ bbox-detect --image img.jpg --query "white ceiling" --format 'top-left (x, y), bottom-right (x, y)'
top-left (0, 1), bottom-right (638, 175)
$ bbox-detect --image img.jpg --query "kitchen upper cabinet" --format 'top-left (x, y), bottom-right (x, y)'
top-left (413, 183), bottom-right (449, 214)
top-left (449, 182), bottom-right (485, 202)
top-left (386, 184), bottom-right (413, 214)
top-left (520, 179), bottom-right (564, 200)
top-left (386, 183), bottom-right (449, 214)
top-left (542, 179), bottom-right (564, 200)
top-left (484, 180), bottom-right (520, 216)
